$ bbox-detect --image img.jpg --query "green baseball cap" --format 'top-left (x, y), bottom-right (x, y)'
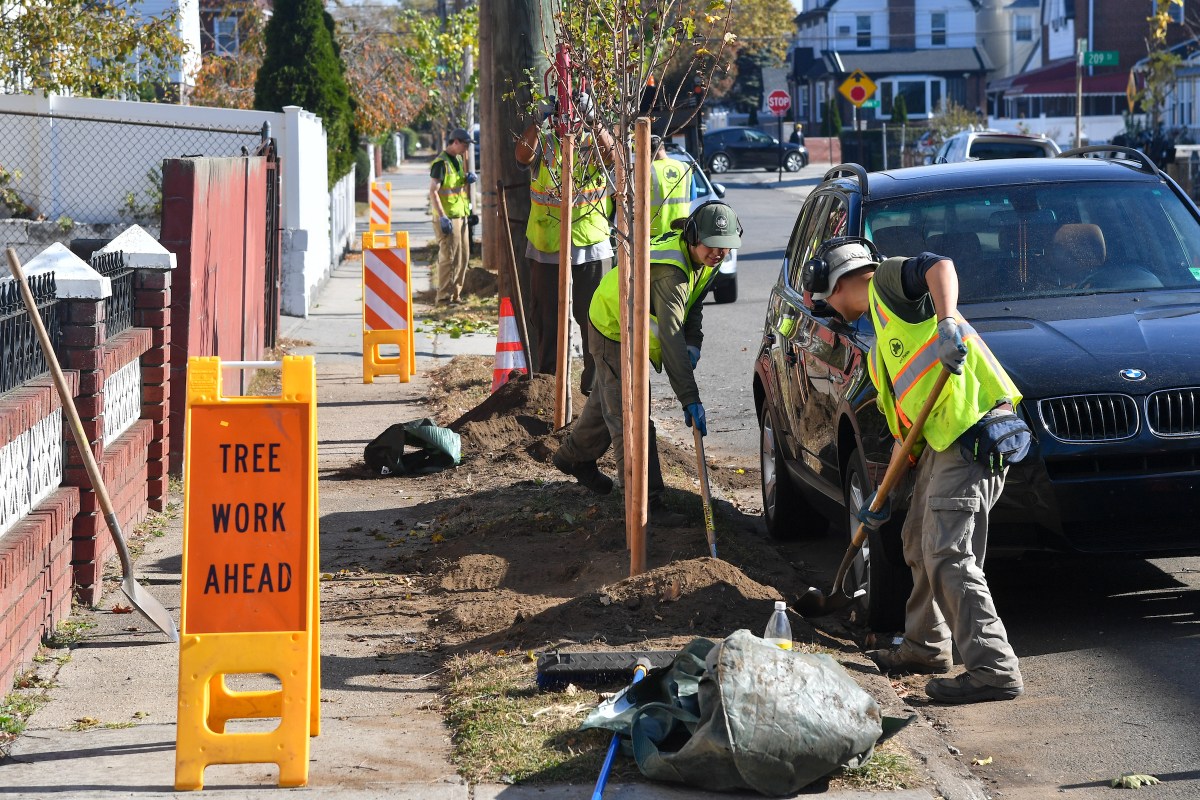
top-left (691, 203), bottom-right (741, 249)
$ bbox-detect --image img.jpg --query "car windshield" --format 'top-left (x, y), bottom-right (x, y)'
top-left (864, 180), bottom-right (1200, 302)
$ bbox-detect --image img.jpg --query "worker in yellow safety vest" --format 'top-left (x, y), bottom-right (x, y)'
top-left (428, 128), bottom-right (476, 305)
top-left (648, 136), bottom-right (693, 238)
top-left (514, 92), bottom-right (616, 395)
top-left (799, 238), bottom-right (1032, 705)
top-left (553, 201), bottom-right (741, 527)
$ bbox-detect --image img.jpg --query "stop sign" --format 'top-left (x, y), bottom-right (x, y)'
top-left (767, 90), bottom-right (791, 116)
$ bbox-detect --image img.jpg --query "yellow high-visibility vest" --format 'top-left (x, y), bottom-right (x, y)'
top-left (867, 258), bottom-right (1022, 451)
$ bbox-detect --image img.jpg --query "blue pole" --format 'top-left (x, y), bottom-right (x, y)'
top-left (590, 659), bottom-right (651, 800)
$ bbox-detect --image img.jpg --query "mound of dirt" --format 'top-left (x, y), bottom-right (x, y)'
top-left (472, 557), bottom-right (785, 650)
top-left (449, 374), bottom-right (555, 453)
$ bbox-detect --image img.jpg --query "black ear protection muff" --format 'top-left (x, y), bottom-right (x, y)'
top-left (800, 235), bottom-right (882, 296)
top-left (683, 200), bottom-right (744, 246)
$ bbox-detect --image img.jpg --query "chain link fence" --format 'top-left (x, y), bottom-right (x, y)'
top-left (0, 109), bottom-right (266, 262)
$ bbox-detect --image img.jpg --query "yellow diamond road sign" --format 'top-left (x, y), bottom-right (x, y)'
top-left (839, 70), bottom-right (876, 108)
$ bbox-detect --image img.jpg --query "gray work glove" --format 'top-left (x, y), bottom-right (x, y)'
top-left (574, 90), bottom-right (596, 122)
top-left (439, 216), bottom-right (452, 235)
top-left (856, 489), bottom-right (891, 530)
top-left (936, 317), bottom-right (967, 375)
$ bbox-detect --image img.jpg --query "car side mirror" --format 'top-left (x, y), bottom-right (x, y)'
top-left (713, 183), bottom-right (726, 198)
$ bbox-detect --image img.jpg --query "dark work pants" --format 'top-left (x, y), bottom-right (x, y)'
top-left (557, 324), bottom-right (665, 497)
top-left (529, 257), bottom-right (611, 395)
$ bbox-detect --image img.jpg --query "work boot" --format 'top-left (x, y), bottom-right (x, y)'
top-left (552, 451), bottom-right (613, 495)
top-left (868, 646), bottom-right (951, 677)
top-left (647, 496), bottom-right (688, 527)
top-left (925, 672), bottom-right (1023, 704)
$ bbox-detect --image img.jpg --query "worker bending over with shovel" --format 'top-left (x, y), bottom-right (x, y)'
top-left (802, 239), bottom-right (1031, 704)
top-left (554, 201), bottom-right (741, 527)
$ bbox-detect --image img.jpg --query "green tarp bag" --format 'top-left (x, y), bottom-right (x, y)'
top-left (364, 418), bottom-right (461, 476)
top-left (582, 630), bottom-right (894, 796)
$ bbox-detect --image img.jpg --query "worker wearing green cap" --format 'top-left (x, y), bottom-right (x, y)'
top-left (554, 201), bottom-right (742, 526)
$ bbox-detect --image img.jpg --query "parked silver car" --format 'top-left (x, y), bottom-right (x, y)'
top-left (933, 130), bottom-right (1060, 163)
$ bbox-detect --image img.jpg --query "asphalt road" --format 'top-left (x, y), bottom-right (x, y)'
top-left (655, 163), bottom-right (1200, 799)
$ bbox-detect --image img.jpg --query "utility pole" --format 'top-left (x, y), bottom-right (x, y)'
top-left (478, 0), bottom-right (552, 326)
top-left (1075, 37), bottom-right (1085, 148)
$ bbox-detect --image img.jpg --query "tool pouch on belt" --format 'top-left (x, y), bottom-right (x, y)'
top-left (958, 409), bottom-right (1032, 474)
top-left (581, 631), bottom-right (907, 796)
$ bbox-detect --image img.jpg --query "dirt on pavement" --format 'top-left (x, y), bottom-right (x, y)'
top-left (318, 355), bottom-right (829, 658)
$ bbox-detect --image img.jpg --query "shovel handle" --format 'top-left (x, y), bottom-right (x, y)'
top-left (831, 367), bottom-right (952, 590)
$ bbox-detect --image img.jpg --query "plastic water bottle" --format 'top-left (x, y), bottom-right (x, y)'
top-left (764, 600), bottom-right (793, 650)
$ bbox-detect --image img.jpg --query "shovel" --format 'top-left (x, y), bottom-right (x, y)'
top-left (794, 366), bottom-right (951, 618)
top-left (6, 248), bottom-right (179, 642)
top-left (693, 427), bottom-right (718, 558)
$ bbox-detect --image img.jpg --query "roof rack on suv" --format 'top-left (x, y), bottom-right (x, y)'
top-left (823, 163), bottom-right (869, 196)
top-left (1057, 145), bottom-right (1161, 176)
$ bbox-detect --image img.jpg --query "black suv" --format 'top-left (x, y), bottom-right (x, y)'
top-left (753, 148), bottom-right (1200, 630)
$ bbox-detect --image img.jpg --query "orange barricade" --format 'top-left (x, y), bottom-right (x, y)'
top-left (175, 356), bottom-right (320, 790)
top-left (362, 231), bottom-right (415, 382)
top-left (369, 181), bottom-right (391, 235)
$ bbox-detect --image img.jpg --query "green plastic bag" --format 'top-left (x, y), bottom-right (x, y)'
top-left (364, 418), bottom-right (461, 476)
top-left (583, 630), bottom-right (899, 796)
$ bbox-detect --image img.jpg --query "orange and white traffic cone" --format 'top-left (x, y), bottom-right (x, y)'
top-left (491, 296), bottom-right (528, 393)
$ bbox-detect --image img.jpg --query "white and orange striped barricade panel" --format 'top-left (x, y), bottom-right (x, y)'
top-left (362, 231), bottom-right (415, 383)
top-left (369, 181), bottom-right (391, 235)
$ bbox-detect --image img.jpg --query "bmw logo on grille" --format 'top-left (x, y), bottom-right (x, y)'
top-left (1120, 368), bottom-right (1147, 381)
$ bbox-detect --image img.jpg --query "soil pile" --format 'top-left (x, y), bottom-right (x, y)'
top-left (325, 355), bottom-right (813, 655)
top-left (478, 557), bottom-right (785, 649)
top-left (449, 371), bottom-right (557, 454)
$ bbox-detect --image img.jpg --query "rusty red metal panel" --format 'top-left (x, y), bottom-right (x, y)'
top-left (160, 156), bottom-right (269, 473)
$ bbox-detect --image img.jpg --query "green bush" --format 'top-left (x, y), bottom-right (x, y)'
top-left (255, 0), bottom-right (357, 189)
top-left (398, 127), bottom-right (419, 157)
top-left (823, 97), bottom-right (843, 137)
top-left (354, 147), bottom-right (370, 189)
top-left (380, 134), bottom-right (398, 169)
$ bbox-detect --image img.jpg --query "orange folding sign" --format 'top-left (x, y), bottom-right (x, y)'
top-left (183, 403), bottom-right (311, 634)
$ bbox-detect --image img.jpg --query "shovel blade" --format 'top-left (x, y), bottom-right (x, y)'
top-left (793, 585), bottom-right (855, 618)
top-left (123, 576), bottom-right (179, 642)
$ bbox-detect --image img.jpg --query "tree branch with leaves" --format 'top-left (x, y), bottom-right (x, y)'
top-left (0, 0), bottom-right (183, 99)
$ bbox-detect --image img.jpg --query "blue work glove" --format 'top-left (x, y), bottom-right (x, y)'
top-left (936, 317), bottom-right (967, 375)
top-left (856, 489), bottom-right (891, 530)
top-left (683, 402), bottom-right (707, 436)
top-left (687, 345), bottom-right (701, 370)
top-left (439, 215), bottom-right (452, 235)
top-left (465, 172), bottom-right (478, 185)
top-left (538, 96), bottom-right (557, 121)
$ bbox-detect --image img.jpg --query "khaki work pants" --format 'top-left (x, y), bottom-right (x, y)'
top-left (557, 324), bottom-right (665, 497)
top-left (435, 216), bottom-right (469, 304)
top-left (529, 257), bottom-right (611, 394)
top-left (899, 445), bottom-right (1023, 690)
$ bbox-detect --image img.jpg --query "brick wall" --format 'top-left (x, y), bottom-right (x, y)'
top-left (0, 254), bottom-right (174, 692)
top-left (57, 298), bottom-right (156, 606)
top-left (0, 488), bottom-right (79, 694)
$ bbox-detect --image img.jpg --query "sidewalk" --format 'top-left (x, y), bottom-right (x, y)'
top-left (0, 159), bottom-right (968, 800)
